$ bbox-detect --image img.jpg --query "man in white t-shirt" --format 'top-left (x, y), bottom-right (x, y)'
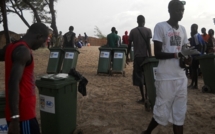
top-left (142, 0), bottom-right (200, 134)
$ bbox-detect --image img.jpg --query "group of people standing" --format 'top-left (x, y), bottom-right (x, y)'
top-left (186, 25), bottom-right (215, 90)
top-left (113, 0), bottom-right (202, 134)
top-left (2, 0), bottom-right (213, 133)
top-left (46, 26), bottom-right (88, 49)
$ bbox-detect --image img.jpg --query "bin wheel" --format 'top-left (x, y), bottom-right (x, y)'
top-left (123, 71), bottom-right (125, 77)
top-left (144, 99), bottom-right (151, 112)
top-left (202, 85), bottom-right (211, 93)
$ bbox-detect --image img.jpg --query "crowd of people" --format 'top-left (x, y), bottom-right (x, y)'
top-left (2, 0), bottom-right (215, 133)
top-left (45, 27), bottom-right (88, 49)
top-left (105, 0), bottom-right (214, 134)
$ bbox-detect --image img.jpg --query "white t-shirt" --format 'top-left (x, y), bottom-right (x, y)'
top-left (153, 21), bottom-right (189, 81)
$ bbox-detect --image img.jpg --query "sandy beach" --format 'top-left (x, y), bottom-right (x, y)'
top-left (0, 46), bottom-right (215, 134)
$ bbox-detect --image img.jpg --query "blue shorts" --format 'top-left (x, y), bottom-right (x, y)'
top-left (8, 118), bottom-right (40, 134)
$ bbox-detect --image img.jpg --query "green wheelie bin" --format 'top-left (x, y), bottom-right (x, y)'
top-left (198, 54), bottom-right (215, 93)
top-left (61, 48), bottom-right (80, 73)
top-left (0, 91), bottom-right (8, 133)
top-left (36, 74), bottom-right (77, 134)
top-left (97, 47), bottom-right (112, 74)
top-left (141, 57), bottom-right (159, 111)
top-left (46, 48), bottom-right (64, 74)
top-left (111, 47), bottom-right (127, 76)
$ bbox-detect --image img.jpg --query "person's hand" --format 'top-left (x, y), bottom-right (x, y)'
top-left (8, 119), bottom-right (20, 134)
top-left (181, 45), bottom-right (201, 56)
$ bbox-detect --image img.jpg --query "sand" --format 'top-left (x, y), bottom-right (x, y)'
top-left (0, 46), bottom-right (215, 134)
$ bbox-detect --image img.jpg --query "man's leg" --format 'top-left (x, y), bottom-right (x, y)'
top-left (173, 125), bottom-right (183, 134)
top-left (142, 118), bottom-right (158, 134)
top-left (171, 78), bottom-right (187, 134)
top-left (142, 80), bottom-right (176, 134)
top-left (138, 85), bottom-right (144, 103)
top-left (133, 57), bottom-right (145, 103)
top-left (192, 59), bottom-right (199, 89)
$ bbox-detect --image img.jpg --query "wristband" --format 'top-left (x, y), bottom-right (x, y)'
top-left (11, 115), bottom-right (20, 119)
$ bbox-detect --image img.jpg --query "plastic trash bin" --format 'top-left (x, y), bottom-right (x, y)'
top-left (111, 48), bottom-right (127, 76)
top-left (141, 57), bottom-right (159, 111)
top-left (97, 47), bottom-right (112, 74)
top-left (36, 74), bottom-right (77, 134)
top-left (0, 91), bottom-right (8, 133)
top-left (198, 54), bottom-right (215, 93)
top-left (61, 48), bottom-right (80, 73)
top-left (46, 48), bottom-right (64, 74)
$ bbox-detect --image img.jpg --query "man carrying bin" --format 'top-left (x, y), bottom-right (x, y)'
top-left (107, 27), bottom-right (119, 63)
top-left (126, 15), bottom-right (152, 104)
top-left (142, 0), bottom-right (200, 133)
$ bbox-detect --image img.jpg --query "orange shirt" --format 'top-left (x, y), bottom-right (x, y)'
top-left (202, 34), bottom-right (209, 42)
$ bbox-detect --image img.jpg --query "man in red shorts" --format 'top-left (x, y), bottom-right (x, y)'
top-left (5, 23), bottom-right (49, 134)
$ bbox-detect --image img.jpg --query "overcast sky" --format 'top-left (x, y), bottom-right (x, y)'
top-left (1, 0), bottom-right (215, 38)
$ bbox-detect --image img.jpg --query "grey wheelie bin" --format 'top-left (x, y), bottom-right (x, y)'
top-left (97, 46), bottom-right (112, 74)
top-left (47, 48), bottom-right (64, 74)
top-left (111, 47), bottom-right (127, 76)
top-left (36, 74), bottom-right (77, 134)
top-left (141, 57), bottom-right (159, 111)
top-left (0, 91), bottom-right (8, 133)
top-left (61, 48), bottom-right (80, 73)
top-left (198, 54), bottom-right (215, 93)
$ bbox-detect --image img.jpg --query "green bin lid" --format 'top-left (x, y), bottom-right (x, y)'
top-left (63, 48), bottom-right (80, 54)
top-left (197, 54), bottom-right (215, 60)
top-left (112, 47), bottom-right (127, 52)
top-left (36, 73), bottom-right (76, 89)
top-left (99, 47), bottom-right (112, 51)
top-left (119, 44), bottom-right (128, 48)
top-left (49, 47), bottom-right (63, 51)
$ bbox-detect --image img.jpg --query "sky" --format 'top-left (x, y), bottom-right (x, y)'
top-left (1, 0), bottom-right (215, 38)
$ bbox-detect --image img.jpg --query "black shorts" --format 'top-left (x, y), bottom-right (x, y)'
top-left (133, 57), bottom-right (146, 86)
top-left (7, 118), bottom-right (40, 134)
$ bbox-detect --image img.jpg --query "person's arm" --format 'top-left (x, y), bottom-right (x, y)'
top-left (147, 29), bottom-right (152, 56)
top-left (154, 41), bottom-right (175, 59)
top-left (9, 46), bottom-right (31, 117)
top-left (127, 40), bottom-right (132, 57)
top-left (8, 45), bottom-right (31, 133)
top-left (127, 31), bottom-right (133, 56)
top-left (106, 35), bottom-right (109, 46)
top-left (73, 33), bottom-right (76, 47)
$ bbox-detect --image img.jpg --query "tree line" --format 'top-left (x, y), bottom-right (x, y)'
top-left (0, 0), bottom-right (58, 45)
